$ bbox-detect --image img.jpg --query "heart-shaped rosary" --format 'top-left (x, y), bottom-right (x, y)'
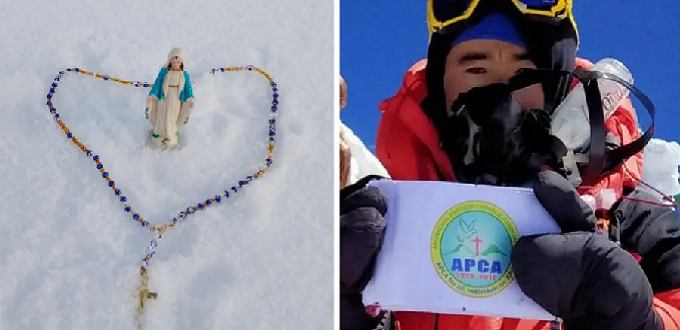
top-left (44, 48), bottom-right (279, 328)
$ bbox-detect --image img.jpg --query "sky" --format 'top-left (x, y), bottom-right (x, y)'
top-left (340, 1), bottom-right (680, 151)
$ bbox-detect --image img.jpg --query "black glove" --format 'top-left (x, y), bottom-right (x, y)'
top-left (340, 175), bottom-right (388, 293)
top-left (611, 188), bottom-right (680, 293)
top-left (530, 170), bottom-right (597, 233)
top-left (340, 175), bottom-right (388, 330)
top-left (510, 171), bottom-right (662, 330)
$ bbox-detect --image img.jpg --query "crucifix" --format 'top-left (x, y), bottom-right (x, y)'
top-left (134, 267), bottom-right (158, 329)
top-left (471, 236), bottom-right (483, 256)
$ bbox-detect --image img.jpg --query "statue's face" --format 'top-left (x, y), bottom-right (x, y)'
top-left (170, 56), bottom-right (182, 69)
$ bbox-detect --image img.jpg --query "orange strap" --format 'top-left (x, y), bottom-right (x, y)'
top-left (596, 218), bottom-right (610, 232)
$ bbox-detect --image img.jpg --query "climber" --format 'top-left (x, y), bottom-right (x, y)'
top-left (340, 1), bottom-right (680, 329)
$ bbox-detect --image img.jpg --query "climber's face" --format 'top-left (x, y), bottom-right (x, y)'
top-left (443, 39), bottom-right (545, 116)
top-left (170, 56), bottom-right (182, 69)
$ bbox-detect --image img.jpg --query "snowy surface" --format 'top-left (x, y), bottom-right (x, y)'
top-left (0, 0), bottom-right (334, 329)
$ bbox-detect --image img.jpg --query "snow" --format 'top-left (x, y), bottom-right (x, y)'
top-left (0, 0), bottom-right (334, 329)
top-left (641, 138), bottom-right (680, 197)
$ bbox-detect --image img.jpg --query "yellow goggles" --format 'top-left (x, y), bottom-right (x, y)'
top-left (427, 0), bottom-right (579, 45)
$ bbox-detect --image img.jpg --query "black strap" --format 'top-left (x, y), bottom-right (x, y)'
top-left (593, 70), bottom-right (655, 173)
top-left (574, 69), bottom-right (655, 185)
top-left (508, 67), bottom-right (655, 186)
top-left (571, 68), bottom-right (607, 186)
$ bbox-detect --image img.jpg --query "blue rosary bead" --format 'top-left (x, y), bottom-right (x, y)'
top-left (44, 66), bottom-right (279, 251)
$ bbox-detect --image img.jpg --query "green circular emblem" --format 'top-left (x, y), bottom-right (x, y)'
top-left (431, 200), bottom-right (520, 298)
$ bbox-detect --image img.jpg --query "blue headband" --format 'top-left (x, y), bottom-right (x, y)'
top-left (451, 12), bottom-right (526, 49)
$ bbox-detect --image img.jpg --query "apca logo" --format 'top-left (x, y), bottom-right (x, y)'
top-left (431, 200), bottom-right (519, 298)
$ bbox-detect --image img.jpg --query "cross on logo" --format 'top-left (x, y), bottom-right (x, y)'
top-left (471, 236), bottom-right (483, 256)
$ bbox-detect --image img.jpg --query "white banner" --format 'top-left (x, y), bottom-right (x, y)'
top-left (362, 180), bottom-right (562, 320)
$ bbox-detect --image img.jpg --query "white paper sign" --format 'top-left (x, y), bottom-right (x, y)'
top-left (362, 180), bottom-right (562, 320)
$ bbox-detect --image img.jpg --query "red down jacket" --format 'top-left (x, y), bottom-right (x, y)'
top-left (374, 57), bottom-right (680, 330)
